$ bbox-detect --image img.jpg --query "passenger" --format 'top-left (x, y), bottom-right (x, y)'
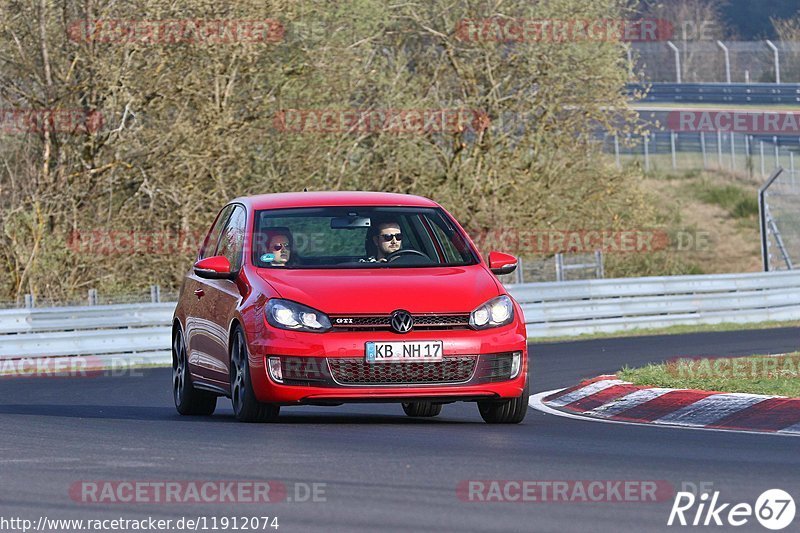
top-left (260, 228), bottom-right (293, 267)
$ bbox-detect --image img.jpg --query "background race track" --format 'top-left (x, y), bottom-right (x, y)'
top-left (1, 328), bottom-right (799, 532)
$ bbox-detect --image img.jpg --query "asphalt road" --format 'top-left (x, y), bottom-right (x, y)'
top-left (1, 327), bottom-right (799, 532)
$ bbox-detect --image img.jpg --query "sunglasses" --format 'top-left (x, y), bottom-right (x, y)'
top-left (380, 233), bottom-right (403, 242)
top-left (272, 243), bottom-right (290, 251)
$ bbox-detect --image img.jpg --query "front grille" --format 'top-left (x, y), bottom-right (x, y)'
top-left (328, 356), bottom-right (477, 385)
top-left (330, 314), bottom-right (470, 331)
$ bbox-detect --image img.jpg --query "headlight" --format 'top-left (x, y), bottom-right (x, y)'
top-left (265, 299), bottom-right (332, 333)
top-left (469, 295), bottom-right (514, 330)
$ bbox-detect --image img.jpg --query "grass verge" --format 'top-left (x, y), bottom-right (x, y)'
top-left (619, 352), bottom-right (800, 397)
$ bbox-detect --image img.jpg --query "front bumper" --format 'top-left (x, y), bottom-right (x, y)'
top-left (245, 323), bottom-right (528, 404)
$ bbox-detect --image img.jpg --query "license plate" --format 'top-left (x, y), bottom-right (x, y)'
top-left (365, 341), bottom-right (443, 363)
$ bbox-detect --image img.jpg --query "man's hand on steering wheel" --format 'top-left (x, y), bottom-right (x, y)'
top-left (385, 249), bottom-right (429, 262)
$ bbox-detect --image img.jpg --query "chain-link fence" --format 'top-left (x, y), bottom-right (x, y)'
top-left (0, 286), bottom-right (180, 310)
top-left (632, 41), bottom-right (800, 83)
top-left (600, 131), bottom-right (800, 177)
top-left (760, 167), bottom-right (800, 271)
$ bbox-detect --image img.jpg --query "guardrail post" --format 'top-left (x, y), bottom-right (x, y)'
top-left (150, 285), bottom-right (161, 303)
top-left (765, 40), bottom-right (780, 84)
top-left (716, 41), bottom-right (731, 83)
top-left (666, 41), bottom-right (681, 83)
top-left (24, 294), bottom-right (34, 309)
top-left (88, 289), bottom-right (98, 306)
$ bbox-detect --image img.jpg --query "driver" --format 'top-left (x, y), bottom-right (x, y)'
top-left (363, 220), bottom-right (403, 262)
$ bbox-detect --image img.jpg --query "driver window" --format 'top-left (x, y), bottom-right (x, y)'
top-left (199, 205), bottom-right (233, 260)
top-left (215, 205), bottom-right (247, 271)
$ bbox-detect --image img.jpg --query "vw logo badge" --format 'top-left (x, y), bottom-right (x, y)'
top-left (390, 310), bottom-right (414, 334)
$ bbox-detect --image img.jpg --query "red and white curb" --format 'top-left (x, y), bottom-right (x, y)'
top-left (530, 375), bottom-right (800, 436)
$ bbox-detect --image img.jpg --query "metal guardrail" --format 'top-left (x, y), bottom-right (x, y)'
top-left (628, 83), bottom-right (800, 105)
top-left (3, 270), bottom-right (800, 359)
top-left (508, 270), bottom-right (800, 338)
top-left (0, 303), bottom-right (174, 361)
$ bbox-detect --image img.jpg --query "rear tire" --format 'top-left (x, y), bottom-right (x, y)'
top-left (402, 401), bottom-right (442, 418)
top-left (173, 327), bottom-right (217, 416)
top-left (230, 326), bottom-right (280, 423)
top-left (477, 382), bottom-right (529, 424)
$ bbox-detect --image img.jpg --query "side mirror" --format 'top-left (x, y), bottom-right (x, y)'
top-left (194, 256), bottom-right (236, 280)
top-left (488, 251), bottom-right (518, 275)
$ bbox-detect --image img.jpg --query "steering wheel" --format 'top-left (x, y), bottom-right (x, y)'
top-left (386, 249), bottom-right (429, 263)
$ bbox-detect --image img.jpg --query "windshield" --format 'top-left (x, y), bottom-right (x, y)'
top-left (252, 206), bottom-right (479, 269)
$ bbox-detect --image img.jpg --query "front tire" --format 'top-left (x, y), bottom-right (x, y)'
top-left (477, 382), bottom-right (529, 424)
top-left (173, 328), bottom-right (217, 416)
top-left (230, 326), bottom-right (280, 423)
top-left (402, 401), bottom-right (442, 418)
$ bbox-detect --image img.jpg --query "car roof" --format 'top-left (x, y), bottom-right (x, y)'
top-left (233, 191), bottom-right (440, 210)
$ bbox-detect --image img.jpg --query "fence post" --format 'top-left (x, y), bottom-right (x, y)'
top-left (717, 130), bottom-right (723, 167)
top-left (626, 47), bottom-right (634, 78)
top-left (745, 134), bottom-right (751, 177)
top-left (555, 253), bottom-right (564, 282)
top-left (614, 135), bottom-right (621, 169)
top-left (730, 132), bottom-right (736, 171)
top-left (88, 289), bottom-right (98, 306)
top-left (700, 132), bottom-right (707, 168)
top-left (150, 285), bottom-right (161, 303)
top-left (644, 134), bottom-right (650, 172)
top-left (670, 132), bottom-right (677, 170)
top-left (760, 141), bottom-right (766, 177)
top-left (667, 41), bottom-right (682, 83)
top-left (595, 250), bottom-right (604, 279)
top-left (716, 40), bottom-right (731, 83)
top-left (774, 136), bottom-right (780, 168)
top-left (765, 40), bottom-right (781, 84)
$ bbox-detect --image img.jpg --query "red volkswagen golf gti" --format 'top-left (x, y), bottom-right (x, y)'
top-left (172, 192), bottom-right (529, 423)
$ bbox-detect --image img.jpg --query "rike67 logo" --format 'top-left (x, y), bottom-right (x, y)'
top-left (668, 489), bottom-right (796, 530)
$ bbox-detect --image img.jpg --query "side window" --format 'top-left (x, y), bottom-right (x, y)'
top-left (199, 206), bottom-right (233, 260)
top-left (430, 222), bottom-right (461, 263)
top-left (216, 206), bottom-right (247, 271)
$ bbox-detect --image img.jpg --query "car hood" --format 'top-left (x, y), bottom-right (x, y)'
top-left (256, 266), bottom-right (502, 314)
